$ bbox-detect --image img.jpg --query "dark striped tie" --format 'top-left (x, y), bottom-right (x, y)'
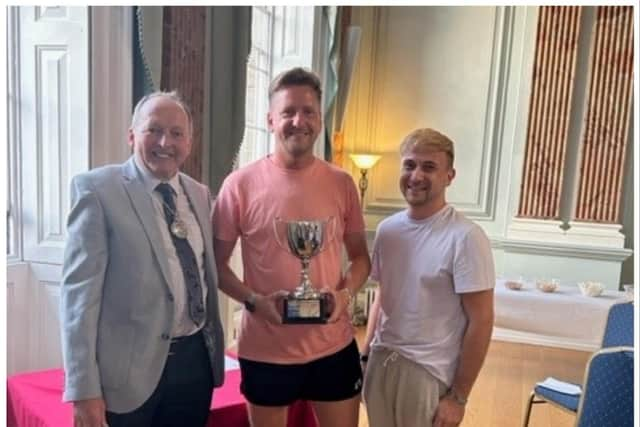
top-left (155, 183), bottom-right (205, 325)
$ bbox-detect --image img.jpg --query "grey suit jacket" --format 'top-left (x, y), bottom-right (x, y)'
top-left (60, 157), bottom-right (225, 413)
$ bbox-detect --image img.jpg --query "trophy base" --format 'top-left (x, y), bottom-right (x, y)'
top-left (283, 295), bottom-right (328, 324)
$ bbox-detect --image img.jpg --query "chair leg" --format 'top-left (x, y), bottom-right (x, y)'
top-left (522, 391), bottom-right (537, 427)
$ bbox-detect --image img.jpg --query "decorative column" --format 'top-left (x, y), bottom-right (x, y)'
top-left (574, 6), bottom-right (633, 224)
top-left (160, 7), bottom-right (206, 181)
top-left (517, 6), bottom-right (582, 219)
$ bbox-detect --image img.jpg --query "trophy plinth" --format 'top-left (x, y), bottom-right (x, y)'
top-left (283, 290), bottom-right (329, 324)
top-left (274, 218), bottom-right (335, 324)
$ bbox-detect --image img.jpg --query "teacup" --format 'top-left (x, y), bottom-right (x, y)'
top-left (504, 280), bottom-right (524, 290)
top-left (536, 279), bottom-right (558, 293)
top-left (578, 281), bottom-right (604, 297)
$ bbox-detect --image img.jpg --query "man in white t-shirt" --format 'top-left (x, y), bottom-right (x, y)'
top-left (361, 128), bottom-right (495, 427)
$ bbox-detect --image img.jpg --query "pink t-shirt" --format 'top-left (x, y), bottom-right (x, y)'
top-left (213, 155), bottom-right (365, 363)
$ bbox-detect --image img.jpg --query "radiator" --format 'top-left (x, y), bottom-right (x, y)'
top-left (362, 286), bottom-right (377, 318)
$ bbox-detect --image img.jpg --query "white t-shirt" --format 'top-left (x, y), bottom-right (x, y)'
top-left (370, 204), bottom-right (495, 386)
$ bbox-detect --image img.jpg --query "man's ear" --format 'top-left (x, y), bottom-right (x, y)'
top-left (447, 168), bottom-right (456, 185)
top-left (127, 128), bottom-right (135, 148)
top-left (267, 112), bottom-right (274, 132)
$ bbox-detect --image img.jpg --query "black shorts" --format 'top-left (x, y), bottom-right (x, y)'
top-left (238, 339), bottom-right (362, 406)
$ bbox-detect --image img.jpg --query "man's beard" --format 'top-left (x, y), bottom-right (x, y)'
top-left (284, 135), bottom-right (314, 156)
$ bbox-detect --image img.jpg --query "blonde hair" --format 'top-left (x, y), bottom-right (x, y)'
top-left (399, 128), bottom-right (454, 167)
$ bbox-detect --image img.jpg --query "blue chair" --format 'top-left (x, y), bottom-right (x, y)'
top-left (601, 302), bottom-right (634, 348)
top-left (575, 347), bottom-right (634, 427)
top-left (522, 302), bottom-right (634, 426)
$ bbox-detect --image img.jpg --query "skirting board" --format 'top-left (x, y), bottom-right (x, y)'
top-left (492, 327), bottom-right (597, 352)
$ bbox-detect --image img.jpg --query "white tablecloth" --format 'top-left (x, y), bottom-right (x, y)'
top-left (493, 280), bottom-right (630, 351)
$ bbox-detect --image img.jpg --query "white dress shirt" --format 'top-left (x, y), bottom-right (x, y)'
top-left (134, 155), bottom-right (208, 337)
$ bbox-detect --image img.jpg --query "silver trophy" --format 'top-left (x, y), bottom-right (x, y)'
top-left (274, 217), bottom-right (335, 323)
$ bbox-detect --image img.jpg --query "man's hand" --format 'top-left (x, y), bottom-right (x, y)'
top-left (359, 359), bottom-right (368, 382)
top-left (324, 287), bottom-right (352, 323)
top-left (433, 395), bottom-right (465, 427)
top-left (73, 397), bottom-right (106, 427)
top-left (253, 291), bottom-right (288, 324)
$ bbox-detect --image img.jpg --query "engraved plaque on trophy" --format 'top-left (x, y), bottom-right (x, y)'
top-left (273, 217), bottom-right (335, 324)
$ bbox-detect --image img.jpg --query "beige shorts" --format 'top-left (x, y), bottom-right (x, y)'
top-left (363, 347), bottom-right (447, 427)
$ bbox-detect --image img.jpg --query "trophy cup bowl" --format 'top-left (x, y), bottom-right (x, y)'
top-left (274, 217), bottom-right (335, 324)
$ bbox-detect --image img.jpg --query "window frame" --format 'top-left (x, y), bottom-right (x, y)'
top-left (6, 7), bottom-right (22, 262)
top-left (237, 6), bottom-right (276, 168)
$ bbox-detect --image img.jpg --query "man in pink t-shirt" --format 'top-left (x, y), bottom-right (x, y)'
top-left (213, 67), bottom-right (371, 427)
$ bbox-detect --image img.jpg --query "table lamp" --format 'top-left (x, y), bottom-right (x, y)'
top-left (349, 153), bottom-right (381, 205)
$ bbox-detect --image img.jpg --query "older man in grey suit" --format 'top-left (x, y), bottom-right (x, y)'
top-left (60, 91), bottom-right (225, 427)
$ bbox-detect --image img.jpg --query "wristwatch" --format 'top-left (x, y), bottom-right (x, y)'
top-left (360, 353), bottom-right (369, 363)
top-left (244, 293), bottom-right (257, 313)
top-left (446, 387), bottom-right (468, 406)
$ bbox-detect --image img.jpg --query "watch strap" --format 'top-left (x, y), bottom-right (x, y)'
top-left (446, 387), bottom-right (468, 406)
top-left (244, 293), bottom-right (257, 312)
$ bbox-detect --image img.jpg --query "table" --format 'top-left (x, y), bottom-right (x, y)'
top-left (7, 360), bottom-right (317, 427)
top-left (493, 280), bottom-right (630, 351)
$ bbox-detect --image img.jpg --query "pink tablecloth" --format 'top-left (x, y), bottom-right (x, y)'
top-left (7, 368), bottom-right (317, 427)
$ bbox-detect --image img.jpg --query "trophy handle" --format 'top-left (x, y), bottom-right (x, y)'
top-left (319, 216), bottom-right (337, 252)
top-left (273, 217), bottom-right (289, 252)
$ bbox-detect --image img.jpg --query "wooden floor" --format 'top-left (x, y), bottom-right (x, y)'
top-left (355, 333), bottom-right (590, 427)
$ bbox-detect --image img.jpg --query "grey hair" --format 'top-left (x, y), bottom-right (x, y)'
top-left (130, 90), bottom-right (193, 135)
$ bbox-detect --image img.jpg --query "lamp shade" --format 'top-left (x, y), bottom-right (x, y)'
top-left (349, 154), bottom-right (381, 170)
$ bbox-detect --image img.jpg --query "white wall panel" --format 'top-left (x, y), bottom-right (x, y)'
top-left (346, 7), bottom-right (514, 220)
top-left (6, 263), bottom-right (63, 375)
top-left (6, 264), bottom-right (30, 375)
top-left (37, 47), bottom-right (68, 244)
top-left (35, 282), bottom-right (63, 370)
top-left (28, 264), bottom-right (63, 371)
top-left (35, 6), bottom-right (68, 20)
top-left (19, 6), bottom-right (89, 265)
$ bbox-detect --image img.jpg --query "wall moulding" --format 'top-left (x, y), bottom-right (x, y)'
top-left (506, 217), bottom-right (628, 249)
top-left (493, 236), bottom-right (631, 263)
top-left (368, 223), bottom-right (630, 264)
top-left (358, 6), bottom-right (515, 221)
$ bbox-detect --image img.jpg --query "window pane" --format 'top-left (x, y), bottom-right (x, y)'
top-left (245, 67), bottom-right (257, 127)
top-left (238, 127), bottom-right (258, 167)
top-left (252, 8), bottom-right (270, 53)
top-left (239, 6), bottom-right (274, 168)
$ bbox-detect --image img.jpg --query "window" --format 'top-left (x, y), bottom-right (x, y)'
top-left (238, 6), bottom-right (275, 167)
top-left (7, 143), bottom-right (16, 257)
top-left (7, 129), bottom-right (17, 258)
top-left (6, 10), bottom-right (20, 260)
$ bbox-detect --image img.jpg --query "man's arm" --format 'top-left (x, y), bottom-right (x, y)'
top-left (433, 288), bottom-right (494, 427)
top-left (60, 176), bottom-right (109, 426)
top-left (360, 285), bottom-right (381, 358)
top-left (326, 231), bottom-right (371, 323)
top-left (213, 238), bottom-right (285, 324)
top-left (450, 289), bottom-right (494, 396)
